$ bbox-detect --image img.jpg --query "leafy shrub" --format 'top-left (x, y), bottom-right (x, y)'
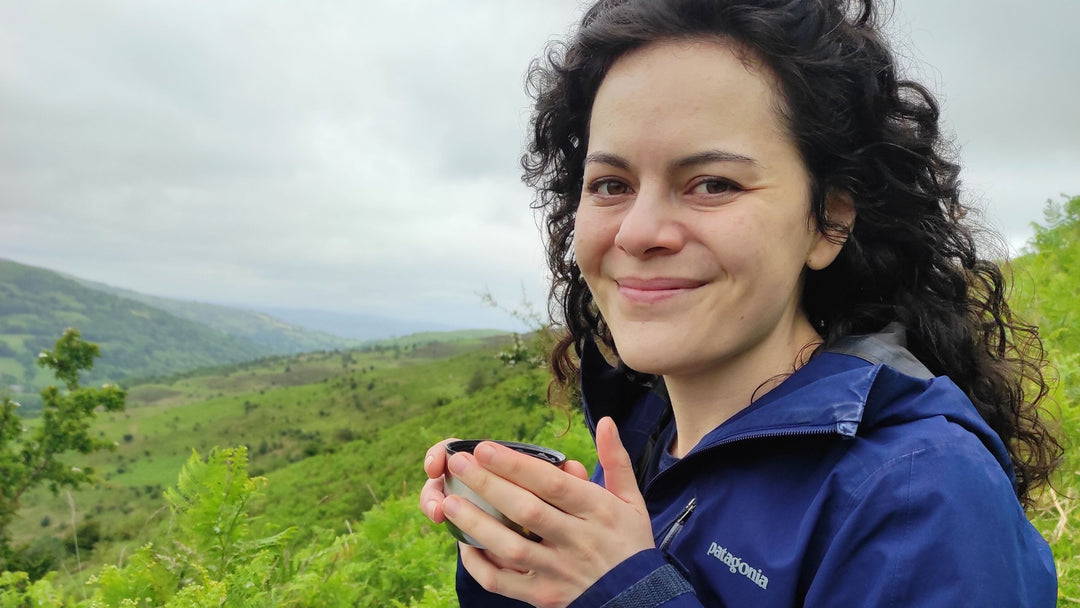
top-left (0, 444), bottom-right (460, 606)
top-left (63, 521), bottom-right (101, 555)
top-left (6, 536), bottom-right (67, 582)
top-left (0, 570), bottom-right (65, 608)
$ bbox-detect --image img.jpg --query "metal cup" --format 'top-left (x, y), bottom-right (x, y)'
top-left (443, 439), bottom-right (567, 548)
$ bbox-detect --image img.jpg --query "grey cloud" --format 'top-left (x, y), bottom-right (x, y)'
top-left (2, 0), bottom-right (1076, 329)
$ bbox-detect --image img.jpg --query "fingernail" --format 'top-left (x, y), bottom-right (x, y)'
top-left (475, 442), bottom-right (496, 463)
top-left (424, 454), bottom-right (434, 469)
top-left (425, 500), bottom-right (438, 518)
top-left (442, 496), bottom-right (459, 518)
top-left (609, 418), bottom-right (620, 441)
top-left (448, 453), bottom-right (469, 475)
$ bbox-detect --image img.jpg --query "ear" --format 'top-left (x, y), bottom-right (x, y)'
top-left (806, 190), bottom-right (856, 271)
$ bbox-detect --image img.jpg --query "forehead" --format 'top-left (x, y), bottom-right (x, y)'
top-left (588, 38), bottom-right (792, 152)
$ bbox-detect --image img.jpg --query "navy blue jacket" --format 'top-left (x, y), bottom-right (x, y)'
top-left (457, 328), bottom-right (1057, 606)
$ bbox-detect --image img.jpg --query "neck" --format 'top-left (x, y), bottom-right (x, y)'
top-left (664, 319), bottom-right (821, 458)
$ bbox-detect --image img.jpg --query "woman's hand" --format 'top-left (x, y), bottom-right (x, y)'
top-left (419, 438), bottom-right (459, 524)
top-left (418, 437), bottom-right (590, 523)
top-left (443, 417), bottom-right (654, 608)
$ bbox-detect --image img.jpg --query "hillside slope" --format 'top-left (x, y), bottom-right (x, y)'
top-left (0, 259), bottom-right (273, 403)
top-left (68, 276), bottom-right (362, 353)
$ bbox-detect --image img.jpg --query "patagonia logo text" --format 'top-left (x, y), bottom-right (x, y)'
top-left (706, 542), bottom-right (769, 590)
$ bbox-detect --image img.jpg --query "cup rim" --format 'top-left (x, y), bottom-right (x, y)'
top-left (445, 439), bottom-right (566, 466)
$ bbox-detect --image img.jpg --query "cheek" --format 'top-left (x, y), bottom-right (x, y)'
top-left (699, 213), bottom-right (760, 270)
top-left (700, 210), bottom-right (813, 281)
top-left (571, 210), bottom-right (612, 275)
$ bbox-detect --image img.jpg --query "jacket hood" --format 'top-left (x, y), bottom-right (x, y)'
top-left (579, 323), bottom-right (1018, 487)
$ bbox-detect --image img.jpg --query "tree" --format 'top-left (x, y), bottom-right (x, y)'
top-left (0, 328), bottom-right (126, 569)
top-left (1017, 195), bottom-right (1080, 356)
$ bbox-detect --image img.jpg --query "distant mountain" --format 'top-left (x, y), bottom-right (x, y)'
top-left (0, 259), bottom-right (357, 404)
top-left (0, 259), bottom-right (512, 414)
top-left (258, 307), bottom-right (458, 341)
top-left (68, 277), bottom-right (361, 354)
top-left (0, 259), bottom-right (272, 395)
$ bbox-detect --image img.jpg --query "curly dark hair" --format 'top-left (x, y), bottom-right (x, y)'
top-left (522, 0), bottom-right (1060, 507)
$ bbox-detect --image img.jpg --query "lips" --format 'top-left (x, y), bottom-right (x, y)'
top-left (615, 277), bottom-right (706, 303)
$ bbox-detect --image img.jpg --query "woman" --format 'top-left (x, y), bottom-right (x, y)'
top-left (420, 0), bottom-right (1060, 606)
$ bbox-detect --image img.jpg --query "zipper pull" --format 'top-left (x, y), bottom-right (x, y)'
top-left (658, 496), bottom-right (696, 551)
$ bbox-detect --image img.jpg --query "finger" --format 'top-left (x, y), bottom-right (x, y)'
top-left (420, 477), bottom-right (447, 523)
top-left (459, 543), bottom-right (546, 602)
top-left (447, 449), bottom-right (581, 542)
top-left (459, 542), bottom-right (583, 608)
top-left (443, 489), bottom-right (544, 563)
top-left (595, 417), bottom-right (645, 508)
top-left (561, 459), bottom-right (589, 481)
top-left (459, 543), bottom-right (524, 596)
top-left (471, 442), bottom-right (600, 516)
top-left (474, 545), bottom-right (532, 574)
top-left (424, 438), bottom-right (460, 479)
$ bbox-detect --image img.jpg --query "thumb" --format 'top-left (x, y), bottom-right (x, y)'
top-left (596, 416), bottom-right (645, 508)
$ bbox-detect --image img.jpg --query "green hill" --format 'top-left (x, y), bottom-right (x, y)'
top-left (6, 330), bottom-right (574, 600)
top-left (66, 276), bottom-right (363, 354)
top-left (0, 260), bottom-right (504, 414)
top-left (0, 260), bottom-right (278, 408)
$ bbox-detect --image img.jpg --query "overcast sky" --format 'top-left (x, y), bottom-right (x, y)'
top-left (2, 1), bottom-right (1078, 331)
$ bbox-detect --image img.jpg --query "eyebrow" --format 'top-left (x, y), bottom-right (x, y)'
top-left (672, 149), bottom-right (758, 169)
top-left (583, 149), bottom-right (759, 171)
top-left (583, 152), bottom-right (632, 170)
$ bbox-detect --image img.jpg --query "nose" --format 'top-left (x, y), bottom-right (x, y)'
top-left (613, 185), bottom-right (685, 258)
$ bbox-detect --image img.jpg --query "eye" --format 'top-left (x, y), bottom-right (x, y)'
top-left (587, 178), bottom-right (632, 197)
top-left (689, 178), bottom-right (740, 196)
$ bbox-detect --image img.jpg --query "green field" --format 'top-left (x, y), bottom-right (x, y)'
top-left (5, 330), bottom-right (580, 601)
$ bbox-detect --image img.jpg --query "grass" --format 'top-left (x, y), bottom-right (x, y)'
top-left (1030, 368), bottom-right (1080, 601)
top-left (0, 357), bottom-right (24, 378)
top-left (7, 333), bottom-right (526, 583)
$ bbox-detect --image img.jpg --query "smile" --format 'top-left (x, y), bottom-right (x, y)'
top-left (616, 277), bottom-right (706, 303)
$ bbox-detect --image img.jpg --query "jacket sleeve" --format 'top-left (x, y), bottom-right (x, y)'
top-left (566, 549), bottom-right (702, 608)
top-left (804, 442), bottom-right (1057, 607)
top-left (456, 548), bottom-right (708, 608)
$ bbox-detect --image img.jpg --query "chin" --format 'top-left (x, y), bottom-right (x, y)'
top-left (609, 321), bottom-right (700, 374)
top-left (613, 342), bottom-right (679, 377)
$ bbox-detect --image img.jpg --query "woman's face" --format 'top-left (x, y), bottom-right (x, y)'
top-left (573, 39), bottom-right (845, 383)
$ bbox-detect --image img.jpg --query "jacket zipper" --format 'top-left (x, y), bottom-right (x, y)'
top-left (642, 425), bottom-right (845, 552)
top-left (657, 496), bottom-right (697, 551)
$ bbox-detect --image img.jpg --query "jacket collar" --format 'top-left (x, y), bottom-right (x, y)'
top-left (579, 325), bottom-right (1015, 485)
top-left (580, 324), bottom-right (968, 456)
top-left (580, 339), bottom-right (876, 462)
top-left (580, 325), bottom-right (1018, 493)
